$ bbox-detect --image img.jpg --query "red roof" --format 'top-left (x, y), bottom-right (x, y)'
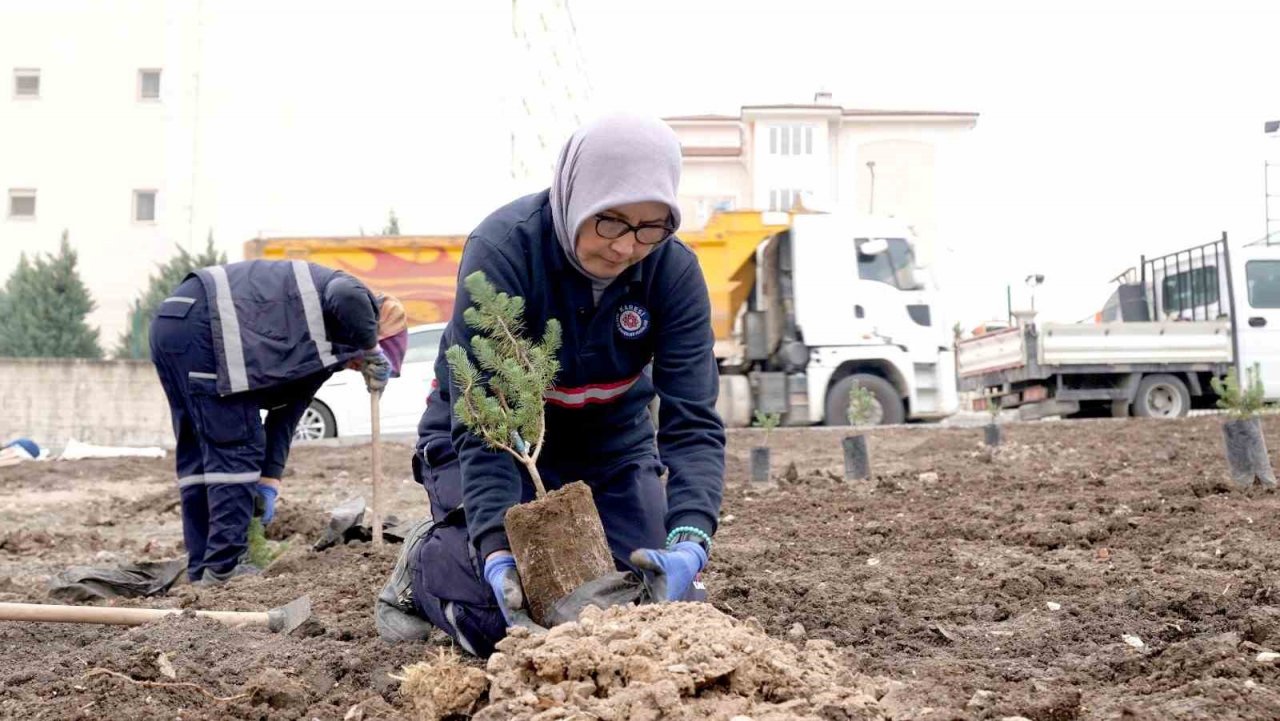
top-left (663, 114), bottom-right (740, 122)
top-left (681, 146), bottom-right (741, 157)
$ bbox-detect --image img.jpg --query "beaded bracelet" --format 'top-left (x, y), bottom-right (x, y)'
top-left (666, 526), bottom-right (713, 551)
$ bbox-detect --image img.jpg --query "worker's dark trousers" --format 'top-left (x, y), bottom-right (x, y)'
top-left (150, 277), bottom-right (265, 582)
top-left (408, 438), bottom-right (705, 657)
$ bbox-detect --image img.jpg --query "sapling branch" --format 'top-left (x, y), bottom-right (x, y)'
top-left (1211, 364), bottom-right (1267, 420)
top-left (445, 271), bottom-right (561, 498)
top-left (848, 385), bottom-right (877, 427)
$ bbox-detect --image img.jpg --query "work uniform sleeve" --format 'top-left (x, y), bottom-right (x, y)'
top-left (652, 252), bottom-right (726, 541)
top-left (440, 237), bottom-right (529, 560)
top-left (260, 374), bottom-right (330, 479)
top-left (323, 272), bottom-right (379, 350)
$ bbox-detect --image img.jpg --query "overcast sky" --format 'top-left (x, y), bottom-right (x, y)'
top-left (572, 0), bottom-right (1280, 326)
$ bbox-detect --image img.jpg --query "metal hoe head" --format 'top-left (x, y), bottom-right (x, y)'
top-left (266, 595), bottom-right (312, 634)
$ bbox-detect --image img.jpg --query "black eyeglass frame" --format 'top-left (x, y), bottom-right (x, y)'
top-left (593, 214), bottom-right (675, 246)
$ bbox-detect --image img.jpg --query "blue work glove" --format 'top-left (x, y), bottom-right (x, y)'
top-left (630, 541), bottom-right (708, 602)
top-left (254, 483), bottom-right (279, 524)
top-left (361, 348), bottom-right (391, 392)
top-left (483, 553), bottom-right (545, 632)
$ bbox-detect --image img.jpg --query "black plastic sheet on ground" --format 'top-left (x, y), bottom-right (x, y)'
top-left (313, 497), bottom-right (409, 551)
top-left (48, 559), bottom-right (186, 603)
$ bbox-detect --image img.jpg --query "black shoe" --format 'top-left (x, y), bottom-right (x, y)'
top-left (374, 516), bottom-right (437, 642)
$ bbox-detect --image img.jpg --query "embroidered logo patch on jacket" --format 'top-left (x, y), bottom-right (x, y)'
top-left (616, 303), bottom-right (650, 340)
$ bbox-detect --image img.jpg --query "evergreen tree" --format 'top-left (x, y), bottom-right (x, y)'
top-left (0, 231), bottom-right (102, 358)
top-left (445, 271), bottom-right (561, 496)
top-left (115, 233), bottom-right (226, 358)
top-left (383, 209), bottom-right (401, 236)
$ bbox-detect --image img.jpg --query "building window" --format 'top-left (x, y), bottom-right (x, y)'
top-left (138, 69), bottom-right (161, 100)
top-left (768, 124), bottom-right (814, 156)
top-left (13, 68), bottom-right (39, 99)
top-left (769, 188), bottom-right (807, 212)
top-left (133, 190), bottom-right (157, 222)
top-left (8, 189), bottom-right (36, 219)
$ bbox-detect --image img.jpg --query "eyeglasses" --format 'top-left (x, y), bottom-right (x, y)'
top-left (594, 214), bottom-right (674, 246)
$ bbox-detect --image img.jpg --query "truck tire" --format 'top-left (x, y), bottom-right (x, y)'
top-left (1133, 374), bottom-right (1190, 418)
top-left (825, 374), bottom-right (905, 426)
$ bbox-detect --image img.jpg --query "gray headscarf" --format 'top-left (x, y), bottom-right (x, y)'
top-left (550, 114), bottom-right (683, 303)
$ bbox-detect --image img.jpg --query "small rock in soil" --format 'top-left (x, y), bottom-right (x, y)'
top-left (967, 689), bottom-right (996, 708)
top-left (788, 623), bottom-right (806, 640)
top-left (918, 472), bottom-right (939, 484)
top-left (1256, 651), bottom-right (1280, 663)
top-left (247, 669), bottom-right (310, 710)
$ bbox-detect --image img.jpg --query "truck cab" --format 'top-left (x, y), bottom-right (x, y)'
top-left (715, 212), bottom-right (958, 426)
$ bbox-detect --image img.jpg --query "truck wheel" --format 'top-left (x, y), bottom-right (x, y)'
top-left (294, 401), bottom-right (337, 440)
top-left (1133, 374), bottom-right (1190, 418)
top-left (825, 374), bottom-right (905, 426)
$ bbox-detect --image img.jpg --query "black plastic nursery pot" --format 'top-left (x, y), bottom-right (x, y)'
top-left (750, 446), bottom-right (771, 484)
top-left (1221, 417), bottom-right (1277, 489)
top-left (843, 434), bottom-right (870, 481)
top-left (984, 423), bottom-right (1002, 447)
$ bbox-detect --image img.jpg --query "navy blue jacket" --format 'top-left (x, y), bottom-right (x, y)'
top-left (189, 260), bottom-right (379, 478)
top-left (418, 191), bottom-right (725, 559)
top-left (191, 260), bottom-right (377, 396)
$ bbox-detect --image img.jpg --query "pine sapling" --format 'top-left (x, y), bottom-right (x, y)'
top-left (986, 392), bottom-right (1002, 421)
top-left (753, 410), bottom-right (781, 447)
top-left (247, 518), bottom-right (288, 568)
top-left (848, 385), bottom-right (877, 427)
top-left (1211, 364), bottom-right (1267, 419)
top-left (445, 271), bottom-right (562, 497)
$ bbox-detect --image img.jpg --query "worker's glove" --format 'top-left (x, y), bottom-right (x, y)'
top-left (254, 483), bottom-right (279, 525)
top-left (361, 348), bottom-right (392, 393)
top-left (483, 553), bottom-right (545, 632)
top-left (630, 541), bottom-right (708, 602)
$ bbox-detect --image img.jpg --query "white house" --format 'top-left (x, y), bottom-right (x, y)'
top-left (666, 93), bottom-right (978, 263)
top-left (0, 0), bottom-right (591, 347)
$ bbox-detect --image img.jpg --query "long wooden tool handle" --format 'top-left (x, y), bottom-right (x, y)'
top-left (0, 602), bottom-right (270, 628)
top-left (371, 390), bottom-right (384, 546)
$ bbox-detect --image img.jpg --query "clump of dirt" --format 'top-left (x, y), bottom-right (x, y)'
top-left (402, 602), bottom-right (888, 721)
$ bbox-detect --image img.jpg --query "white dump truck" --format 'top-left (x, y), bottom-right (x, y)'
top-left (709, 212), bottom-right (959, 427)
top-left (957, 234), bottom-right (1280, 418)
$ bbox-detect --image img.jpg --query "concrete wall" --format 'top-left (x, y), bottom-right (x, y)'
top-left (0, 359), bottom-right (173, 450)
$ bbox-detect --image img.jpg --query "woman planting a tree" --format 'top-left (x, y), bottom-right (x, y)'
top-left (375, 114), bottom-right (726, 656)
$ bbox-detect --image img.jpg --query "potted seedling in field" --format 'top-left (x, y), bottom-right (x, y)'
top-left (751, 410), bottom-right (781, 484)
top-left (843, 384), bottom-right (875, 480)
top-left (1210, 364), bottom-right (1276, 489)
top-left (984, 393), bottom-right (1003, 447)
top-left (445, 271), bottom-right (613, 626)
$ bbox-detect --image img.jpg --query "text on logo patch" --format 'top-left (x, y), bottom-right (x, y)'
top-left (616, 303), bottom-right (650, 339)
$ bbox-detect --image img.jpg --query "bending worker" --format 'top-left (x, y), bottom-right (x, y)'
top-left (376, 114), bottom-right (726, 655)
top-left (150, 260), bottom-right (407, 584)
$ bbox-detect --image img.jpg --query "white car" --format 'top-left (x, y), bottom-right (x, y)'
top-left (293, 322), bottom-right (447, 440)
